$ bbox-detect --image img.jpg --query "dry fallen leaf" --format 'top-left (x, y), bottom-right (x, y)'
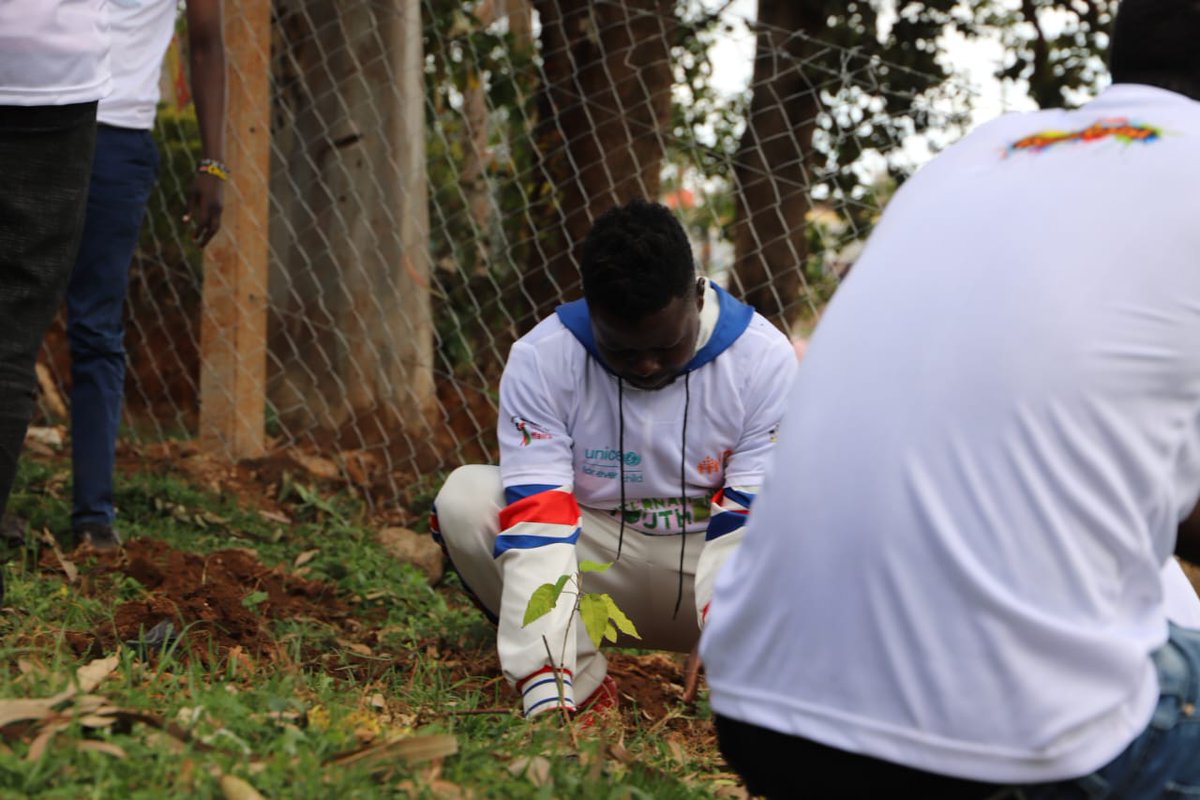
top-left (144, 730), bottom-right (187, 754)
top-left (336, 639), bottom-right (372, 657)
top-left (664, 735), bottom-right (687, 765)
top-left (76, 740), bottom-right (128, 759)
top-left (289, 452), bottom-right (340, 481)
top-left (25, 721), bottom-right (68, 762)
top-left (72, 695), bottom-right (112, 715)
top-left (218, 773), bottom-right (266, 800)
top-left (325, 733), bottom-right (458, 768)
top-left (176, 706), bottom-right (204, 728)
top-left (257, 509), bottom-right (291, 525)
top-left (508, 755), bottom-right (552, 787)
top-left (395, 778), bottom-right (471, 799)
top-left (78, 714), bottom-right (119, 729)
top-left (75, 655), bottom-right (120, 694)
top-left (38, 529), bottom-right (78, 583)
top-left (0, 699), bottom-right (56, 732)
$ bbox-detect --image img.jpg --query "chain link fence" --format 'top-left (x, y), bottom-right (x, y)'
top-left (34, 0), bottom-right (980, 516)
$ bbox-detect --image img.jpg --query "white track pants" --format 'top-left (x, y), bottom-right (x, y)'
top-left (435, 464), bottom-right (703, 700)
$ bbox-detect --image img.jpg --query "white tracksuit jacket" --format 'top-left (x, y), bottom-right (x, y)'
top-left (484, 280), bottom-right (797, 714)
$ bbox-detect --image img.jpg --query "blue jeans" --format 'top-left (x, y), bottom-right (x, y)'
top-left (1021, 623), bottom-right (1200, 799)
top-left (66, 124), bottom-right (159, 528)
top-left (0, 102), bottom-right (98, 518)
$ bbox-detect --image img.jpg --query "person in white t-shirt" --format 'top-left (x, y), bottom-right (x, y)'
top-left (62, 0), bottom-right (225, 550)
top-left (433, 199), bottom-right (797, 720)
top-left (700, 0), bottom-right (1200, 796)
top-left (0, 1), bottom-right (112, 604)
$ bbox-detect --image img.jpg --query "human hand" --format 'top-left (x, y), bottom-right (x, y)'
top-left (184, 171), bottom-right (224, 247)
top-left (791, 336), bottom-right (808, 362)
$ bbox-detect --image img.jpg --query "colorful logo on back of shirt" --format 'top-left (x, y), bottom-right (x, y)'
top-left (511, 416), bottom-right (552, 446)
top-left (1008, 118), bottom-right (1162, 155)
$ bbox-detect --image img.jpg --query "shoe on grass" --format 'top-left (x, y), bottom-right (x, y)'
top-left (575, 675), bottom-right (620, 728)
top-left (0, 515), bottom-right (27, 573)
top-left (0, 513), bottom-right (27, 547)
top-left (74, 522), bottom-right (122, 551)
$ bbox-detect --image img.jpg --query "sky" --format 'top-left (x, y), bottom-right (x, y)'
top-left (701, 0), bottom-right (1049, 137)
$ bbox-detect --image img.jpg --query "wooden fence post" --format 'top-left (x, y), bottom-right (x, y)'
top-left (199, 0), bottom-right (270, 460)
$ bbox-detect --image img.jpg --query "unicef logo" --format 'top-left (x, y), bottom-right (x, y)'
top-left (583, 447), bottom-right (642, 467)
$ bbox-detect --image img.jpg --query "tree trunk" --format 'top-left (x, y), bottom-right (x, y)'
top-left (268, 0), bottom-right (434, 456)
top-left (502, 0), bottom-right (533, 49)
top-left (730, 0), bottom-right (825, 332)
top-left (460, 0), bottom-right (495, 273)
top-left (522, 0), bottom-right (675, 328)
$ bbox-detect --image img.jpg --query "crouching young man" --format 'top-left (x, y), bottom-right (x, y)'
top-left (433, 199), bottom-right (797, 718)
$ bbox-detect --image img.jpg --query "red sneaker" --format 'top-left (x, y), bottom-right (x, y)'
top-left (575, 675), bottom-right (619, 727)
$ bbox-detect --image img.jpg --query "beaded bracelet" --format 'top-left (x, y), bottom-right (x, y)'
top-left (197, 158), bottom-right (230, 181)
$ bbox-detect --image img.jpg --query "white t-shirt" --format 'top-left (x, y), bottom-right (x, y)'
top-left (701, 84), bottom-right (1200, 784)
top-left (500, 281), bottom-right (795, 534)
top-left (0, 0), bottom-right (111, 106)
top-left (99, 0), bottom-right (178, 129)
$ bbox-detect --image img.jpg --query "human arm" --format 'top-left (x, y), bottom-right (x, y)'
top-left (495, 341), bottom-right (582, 716)
top-left (184, 0), bottom-right (226, 247)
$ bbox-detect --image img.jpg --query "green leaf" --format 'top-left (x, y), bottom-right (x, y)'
top-left (242, 590), bottom-right (269, 609)
top-left (601, 594), bottom-right (640, 640)
top-left (603, 621), bottom-right (618, 644)
top-left (578, 560), bottom-right (612, 573)
top-left (579, 594), bottom-right (609, 648)
top-left (523, 581), bottom-right (564, 627)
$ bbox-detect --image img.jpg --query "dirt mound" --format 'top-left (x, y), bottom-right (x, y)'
top-left (607, 652), bottom-right (689, 721)
top-left (65, 538), bottom-right (347, 661)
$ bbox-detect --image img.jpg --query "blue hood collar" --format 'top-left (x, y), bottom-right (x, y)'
top-left (554, 280), bottom-right (755, 375)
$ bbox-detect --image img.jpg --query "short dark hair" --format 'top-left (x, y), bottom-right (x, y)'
top-left (1110, 0), bottom-right (1200, 100)
top-left (580, 198), bottom-right (697, 319)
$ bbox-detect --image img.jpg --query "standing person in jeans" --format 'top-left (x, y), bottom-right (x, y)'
top-left (67, 0), bottom-right (226, 549)
top-left (0, 1), bottom-right (112, 603)
top-left (701, 0), bottom-right (1200, 797)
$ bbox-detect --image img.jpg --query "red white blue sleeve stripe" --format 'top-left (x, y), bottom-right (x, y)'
top-left (706, 487), bottom-right (755, 541)
top-left (494, 484), bottom-right (581, 557)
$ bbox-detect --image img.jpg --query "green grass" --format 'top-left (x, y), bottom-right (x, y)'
top-left (0, 454), bottom-right (730, 798)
